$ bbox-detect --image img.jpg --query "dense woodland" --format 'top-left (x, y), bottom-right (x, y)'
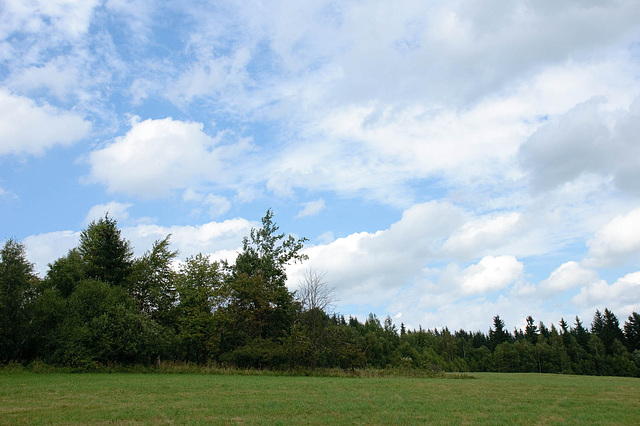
top-left (1, 211), bottom-right (639, 376)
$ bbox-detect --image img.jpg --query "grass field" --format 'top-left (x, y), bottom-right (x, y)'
top-left (1, 371), bottom-right (639, 424)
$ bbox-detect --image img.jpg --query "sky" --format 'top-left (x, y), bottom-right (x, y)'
top-left (2, 0), bottom-right (640, 333)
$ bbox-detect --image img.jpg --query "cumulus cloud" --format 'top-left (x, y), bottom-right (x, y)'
top-left (0, 90), bottom-right (90, 156)
top-left (121, 218), bottom-right (252, 260)
top-left (288, 202), bottom-right (533, 308)
top-left (88, 117), bottom-right (253, 197)
top-left (441, 213), bottom-right (521, 259)
top-left (287, 201), bottom-right (466, 301)
top-left (442, 255), bottom-right (524, 296)
top-left (539, 261), bottom-right (600, 294)
top-left (586, 207), bottom-right (640, 267)
top-left (296, 199), bottom-right (325, 218)
top-left (572, 271), bottom-right (640, 315)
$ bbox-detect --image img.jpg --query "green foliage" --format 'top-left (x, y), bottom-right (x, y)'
top-left (624, 312), bottom-right (640, 352)
top-left (0, 239), bottom-right (39, 362)
top-left (3, 210), bottom-right (640, 378)
top-left (175, 254), bottom-right (224, 363)
top-left (128, 235), bottom-right (178, 324)
top-left (221, 209), bottom-right (307, 352)
top-left (44, 249), bottom-right (84, 298)
top-left (78, 214), bottom-right (133, 287)
top-left (489, 315), bottom-right (510, 350)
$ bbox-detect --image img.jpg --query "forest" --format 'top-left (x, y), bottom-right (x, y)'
top-left (1, 210), bottom-right (639, 377)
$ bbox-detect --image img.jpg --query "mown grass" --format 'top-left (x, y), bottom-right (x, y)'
top-left (1, 371), bottom-right (638, 424)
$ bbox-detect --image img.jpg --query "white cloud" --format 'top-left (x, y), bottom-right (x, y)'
top-left (23, 230), bottom-right (80, 276)
top-left (121, 218), bottom-right (252, 260)
top-left (0, 0), bottom-right (99, 39)
top-left (586, 207), bottom-right (640, 267)
top-left (287, 201), bottom-right (465, 301)
top-left (441, 213), bottom-right (521, 259)
top-left (539, 261), bottom-right (600, 293)
top-left (8, 59), bottom-right (81, 100)
top-left (296, 199), bottom-right (325, 218)
top-left (442, 255), bottom-right (524, 296)
top-left (88, 118), bottom-right (252, 197)
top-left (84, 201), bottom-right (132, 225)
top-left (0, 90), bottom-right (90, 156)
top-left (204, 194), bottom-right (231, 218)
top-left (572, 271), bottom-right (640, 316)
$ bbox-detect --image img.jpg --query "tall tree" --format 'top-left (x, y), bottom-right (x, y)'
top-left (0, 239), bottom-right (38, 361)
top-left (599, 308), bottom-right (625, 355)
top-left (524, 315), bottom-right (538, 344)
top-left (624, 311), bottom-right (640, 353)
top-left (224, 209), bottom-right (307, 345)
top-left (233, 209), bottom-right (307, 287)
top-left (573, 316), bottom-right (590, 350)
top-left (128, 235), bottom-right (178, 324)
top-left (591, 310), bottom-right (604, 336)
top-left (78, 214), bottom-right (133, 287)
top-left (489, 315), bottom-right (510, 350)
top-left (175, 253), bottom-right (225, 363)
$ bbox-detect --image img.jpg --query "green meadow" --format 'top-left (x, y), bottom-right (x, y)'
top-left (1, 372), bottom-right (638, 424)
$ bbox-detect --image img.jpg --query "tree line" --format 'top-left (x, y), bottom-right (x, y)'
top-left (1, 210), bottom-right (639, 376)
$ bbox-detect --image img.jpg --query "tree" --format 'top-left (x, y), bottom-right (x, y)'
top-left (559, 318), bottom-right (571, 348)
top-left (524, 315), bottom-right (538, 344)
top-left (233, 209), bottom-right (307, 285)
top-left (296, 268), bottom-right (337, 333)
top-left (128, 235), bottom-right (178, 324)
top-left (44, 249), bottom-right (85, 298)
top-left (591, 310), bottom-right (604, 336)
top-left (0, 239), bottom-right (39, 362)
top-left (224, 209), bottom-right (307, 345)
top-left (624, 312), bottom-right (640, 352)
top-left (175, 253), bottom-right (225, 363)
top-left (78, 214), bottom-right (133, 287)
top-left (573, 316), bottom-right (590, 350)
top-left (489, 315), bottom-right (510, 350)
top-left (600, 308), bottom-right (625, 355)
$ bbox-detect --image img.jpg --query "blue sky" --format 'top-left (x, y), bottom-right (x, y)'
top-left (2, 0), bottom-right (640, 332)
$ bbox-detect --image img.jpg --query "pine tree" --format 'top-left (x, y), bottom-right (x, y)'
top-left (78, 214), bottom-right (133, 287)
top-left (624, 312), bottom-right (640, 352)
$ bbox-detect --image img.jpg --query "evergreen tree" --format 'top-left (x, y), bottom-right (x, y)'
top-left (623, 311), bottom-right (640, 352)
top-left (524, 315), bottom-right (538, 344)
top-left (559, 318), bottom-right (571, 347)
top-left (78, 214), bottom-right (133, 287)
top-left (573, 316), bottom-right (590, 350)
top-left (489, 315), bottom-right (510, 350)
top-left (591, 310), bottom-right (604, 336)
top-left (600, 308), bottom-right (625, 355)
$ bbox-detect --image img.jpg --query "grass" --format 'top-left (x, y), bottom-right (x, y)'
top-left (1, 371), bottom-right (638, 424)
